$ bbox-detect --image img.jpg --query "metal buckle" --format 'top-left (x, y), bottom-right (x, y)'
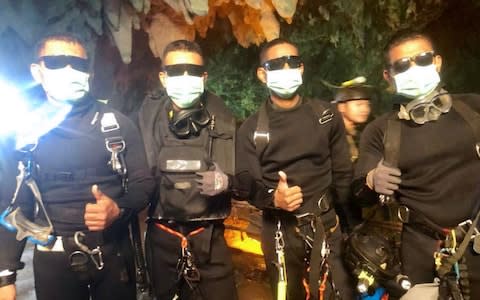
top-left (101, 113), bottom-right (120, 133)
top-left (253, 131), bottom-right (269, 146)
top-left (319, 109), bottom-right (333, 124)
top-left (397, 205), bottom-right (410, 223)
top-left (105, 137), bottom-right (125, 153)
top-left (317, 193), bottom-right (330, 212)
top-left (73, 231), bottom-right (104, 270)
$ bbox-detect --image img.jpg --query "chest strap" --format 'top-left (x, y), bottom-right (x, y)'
top-left (101, 112), bottom-right (128, 193)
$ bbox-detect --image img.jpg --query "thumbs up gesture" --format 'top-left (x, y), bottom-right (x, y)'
top-left (84, 185), bottom-right (121, 231)
top-left (273, 171), bottom-right (303, 212)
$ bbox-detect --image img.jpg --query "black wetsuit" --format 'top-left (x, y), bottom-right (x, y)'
top-left (138, 90), bottom-right (237, 300)
top-left (0, 95), bottom-right (154, 300)
top-left (236, 97), bottom-right (355, 300)
top-left (354, 93), bottom-right (480, 298)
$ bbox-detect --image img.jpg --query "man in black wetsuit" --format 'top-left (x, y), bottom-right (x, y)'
top-left (138, 40), bottom-right (237, 300)
top-left (353, 30), bottom-right (480, 298)
top-left (0, 33), bottom-right (154, 300)
top-left (235, 38), bottom-right (354, 300)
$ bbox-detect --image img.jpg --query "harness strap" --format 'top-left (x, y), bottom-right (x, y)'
top-left (101, 112), bottom-right (128, 193)
top-left (154, 223), bottom-right (205, 249)
top-left (453, 100), bottom-right (480, 158)
top-left (253, 101), bottom-right (270, 158)
top-left (254, 99), bottom-right (330, 159)
top-left (308, 214), bottom-right (328, 298)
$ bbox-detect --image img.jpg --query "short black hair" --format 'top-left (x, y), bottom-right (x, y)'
top-left (383, 30), bottom-right (436, 66)
top-left (162, 40), bottom-right (204, 64)
top-left (34, 33), bottom-right (87, 60)
top-left (259, 38), bottom-right (299, 65)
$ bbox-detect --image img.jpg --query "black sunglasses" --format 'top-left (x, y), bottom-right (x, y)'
top-left (39, 55), bottom-right (90, 73)
top-left (262, 55), bottom-right (302, 71)
top-left (164, 64), bottom-right (205, 77)
top-left (390, 51), bottom-right (435, 74)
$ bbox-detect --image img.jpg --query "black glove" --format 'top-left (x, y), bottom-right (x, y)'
top-left (367, 159), bottom-right (401, 195)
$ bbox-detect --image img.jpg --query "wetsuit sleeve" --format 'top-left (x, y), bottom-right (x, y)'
top-left (328, 109), bottom-right (354, 228)
top-left (114, 115), bottom-right (155, 212)
top-left (352, 117), bottom-right (387, 206)
top-left (233, 117), bottom-right (274, 209)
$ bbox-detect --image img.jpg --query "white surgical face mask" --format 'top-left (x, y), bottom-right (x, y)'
top-left (266, 68), bottom-right (303, 99)
top-left (165, 75), bottom-right (204, 108)
top-left (41, 67), bottom-right (90, 103)
top-left (393, 64), bottom-right (440, 99)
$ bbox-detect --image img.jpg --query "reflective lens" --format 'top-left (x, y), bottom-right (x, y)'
top-left (262, 56), bottom-right (302, 71)
top-left (40, 55), bottom-right (90, 73)
top-left (164, 64), bottom-right (205, 77)
top-left (391, 52), bottom-right (435, 74)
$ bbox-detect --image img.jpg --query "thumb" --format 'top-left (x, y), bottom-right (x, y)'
top-left (277, 171), bottom-right (289, 190)
top-left (91, 184), bottom-right (104, 202)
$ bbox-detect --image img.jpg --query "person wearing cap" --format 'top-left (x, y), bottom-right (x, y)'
top-left (332, 81), bottom-right (372, 163)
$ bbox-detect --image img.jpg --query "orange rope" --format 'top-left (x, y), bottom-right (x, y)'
top-left (302, 278), bottom-right (310, 300)
top-left (155, 223), bottom-right (205, 249)
top-left (318, 271), bottom-right (328, 300)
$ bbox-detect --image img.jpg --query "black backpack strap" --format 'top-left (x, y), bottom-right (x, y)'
top-left (453, 100), bottom-right (480, 158)
top-left (100, 111), bottom-right (128, 193)
top-left (383, 117), bottom-right (401, 168)
top-left (253, 101), bottom-right (270, 158)
top-left (306, 100), bottom-right (333, 125)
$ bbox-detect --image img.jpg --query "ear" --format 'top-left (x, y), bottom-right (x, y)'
top-left (257, 67), bottom-right (267, 84)
top-left (30, 63), bottom-right (43, 84)
top-left (337, 103), bottom-right (346, 113)
top-left (159, 71), bottom-right (167, 88)
top-left (383, 69), bottom-right (394, 85)
top-left (434, 54), bottom-right (442, 73)
top-left (299, 63), bottom-right (304, 76)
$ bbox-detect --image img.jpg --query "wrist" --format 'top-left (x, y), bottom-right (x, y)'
top-left (269, 188), bottom-right (278, 208)
top-left (0, 270), bottom-right (16, 288)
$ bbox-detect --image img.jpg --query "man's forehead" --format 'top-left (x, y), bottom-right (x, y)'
top-left (263, 44), bottom-right (298, 61)
top-left (388, 38), bottom-right (433, 60)
top-left (39, 40), bottom-right (87, 58)
top-left (163, 51), bottom-right (203, 65)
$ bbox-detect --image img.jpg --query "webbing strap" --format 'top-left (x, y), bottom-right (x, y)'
top-left (154, 223), bottom-right (205, 249)
top-left (308, 215), bottom-right (327, 298)
top-left (383, 118), bottom-right (401, 168)
top-left (453, 100), bottom-right (480, 158)
top-left (253, 101), bottom-right (269, 158)
top-left (100, 111), bottom-right (128, 192)
top-left (253, 99), bottom-right (329, 158)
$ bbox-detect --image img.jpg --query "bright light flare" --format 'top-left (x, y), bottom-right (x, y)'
top-left (0, 79), bottom-right (72, 150)
top-left (0, 80), bottom-right (29, 137)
